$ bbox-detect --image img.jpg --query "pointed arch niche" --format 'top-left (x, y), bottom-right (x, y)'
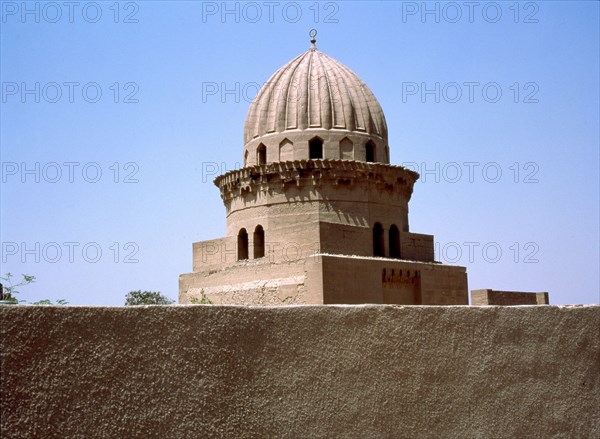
top-left (309, 137), bottom-right (323, 159)
top-left (279, 138), bottom-right (294, 162)
top-left (340, 137), bottom-right (354, 160)
top-left (253, 225), bottom-right (265, 259)
top-left (373, 223), bottom-right (385, 257)
top-left (237, 228), bottom-right (249, 260)
top-left (257, 144), bottom-right (267, 165)
top-left (366, 140), bottom-right (376, 162)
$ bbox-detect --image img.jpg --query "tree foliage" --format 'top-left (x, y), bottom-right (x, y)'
top-left (189, 289), bottom-right (213, 304)
top-left (124, 290), bottom-right (175, 305)
top-left (0, 273), bottom-right (68, 305)
top-left (1, 273), bottom-right (36, 303)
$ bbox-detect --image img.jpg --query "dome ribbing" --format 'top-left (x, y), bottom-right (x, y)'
top-left (244, 48), bottom-right (388, 146)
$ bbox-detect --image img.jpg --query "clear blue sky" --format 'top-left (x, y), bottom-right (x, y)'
top-left (1, 1), bottom-right (598, 305)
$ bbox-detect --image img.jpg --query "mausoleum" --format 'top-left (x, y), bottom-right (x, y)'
top-left (179, 33), bottom-right (468, 305)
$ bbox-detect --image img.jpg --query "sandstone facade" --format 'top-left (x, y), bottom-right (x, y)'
top-left (472, 289), bottom-right (549, 305)
top-left (180, 37), bottom-right (468, 305)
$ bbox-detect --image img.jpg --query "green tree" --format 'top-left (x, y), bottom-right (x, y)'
top-left (124, 290), bottom-right (175, 305)
top-left (0, 273), bottom-right (36, 303)
top-left (31, 299), bottom-right (70, 305)
top-left (0, 273), bottom-right (68, 305)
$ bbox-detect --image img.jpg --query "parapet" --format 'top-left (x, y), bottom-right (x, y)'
top-left (472, 289), bottom-right (549, 305)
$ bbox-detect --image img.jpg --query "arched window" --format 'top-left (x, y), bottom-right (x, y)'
top-left (389, 224), bottom-right (400, 258)
top-left (373, 222), bottom-right (385, 257)
top-left (237, 228), bottom-right (248, 261)
top-left (244, 150), bottom-right (249, 166)
top-left (257, 144), bottom-right (267, 165)
top-left (340, 137), bottom-right (353, 160)
top-left (309, 137), bottom-right (323, 159)
top-left (279, 138), bottom-right (293, 161)
top-left (366, 141), bottom-right (376, 162)
top-left (253, 225), bottom-right (265, 259)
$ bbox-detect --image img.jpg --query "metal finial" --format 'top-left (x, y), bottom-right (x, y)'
top-left (309, 29), bottom-right (317, 50)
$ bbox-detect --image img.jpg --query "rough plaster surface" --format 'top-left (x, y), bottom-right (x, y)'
top-left (188, 275), bottom-right (306, 305)
top-left (1, 305), bottom-right (598, 438)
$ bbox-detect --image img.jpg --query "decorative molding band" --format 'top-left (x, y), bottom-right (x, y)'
top-left (214, 160), bottom-right (419, 204)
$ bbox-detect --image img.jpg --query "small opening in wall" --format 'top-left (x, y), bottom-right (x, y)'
top-left (366, 141), bottom-right (376, 162)
top-left (253, 225), bottom-right (265, 259)
top-left (389, 224), bottom-right (400, 258)
top-left (373, 222), bottom-right (385, 257)
top-left (237, 228), bottom-right (249, 260)
top-left (309, 137), bottom-right (323, 159)
top-left (257, 144), bottom-right (267, 165)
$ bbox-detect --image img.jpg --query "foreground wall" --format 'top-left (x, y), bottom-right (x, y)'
top-left (1, 305), bottom-right (598, 438)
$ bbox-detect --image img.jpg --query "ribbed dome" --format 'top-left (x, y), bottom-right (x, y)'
top-left (244, 46), bottom-right (388, 146)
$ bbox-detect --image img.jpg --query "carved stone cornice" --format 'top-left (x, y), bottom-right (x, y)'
top-left (214, 160), bottom-right (419, 205)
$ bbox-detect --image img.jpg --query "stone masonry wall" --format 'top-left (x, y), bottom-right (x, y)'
top-left (1, 305), bottom-right (598, 438)
top-left (472, 289), bottom-right (550, 305)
